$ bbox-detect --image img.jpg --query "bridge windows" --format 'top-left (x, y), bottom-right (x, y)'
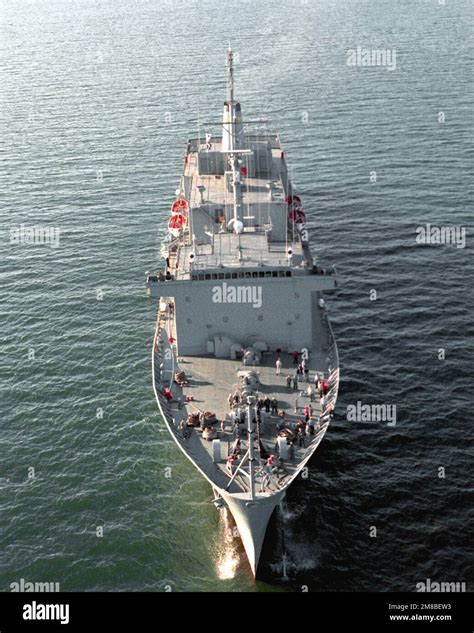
top-left (190, 269), bottom-right (292, 281)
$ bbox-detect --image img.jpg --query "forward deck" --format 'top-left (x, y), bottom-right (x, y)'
top-left (153, 296), bottom-right (339, 497)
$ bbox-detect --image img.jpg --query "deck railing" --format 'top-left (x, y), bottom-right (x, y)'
top-left (320, 308), bottom-right (340, 418)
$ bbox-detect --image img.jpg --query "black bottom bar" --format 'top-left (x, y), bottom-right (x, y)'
top-left (0, 591), bottom-right (472, 633)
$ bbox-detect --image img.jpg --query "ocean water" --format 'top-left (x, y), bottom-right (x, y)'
top-left (1, 0), bottom-right (472, 593)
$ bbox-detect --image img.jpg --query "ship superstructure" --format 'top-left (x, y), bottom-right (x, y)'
top-left (146, 50), bottom-right (339, 577)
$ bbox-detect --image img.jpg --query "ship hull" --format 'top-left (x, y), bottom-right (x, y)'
top-left (151, 305), bottom-right (339, 577)
top-left (146, 48), bottom-right (341, 579)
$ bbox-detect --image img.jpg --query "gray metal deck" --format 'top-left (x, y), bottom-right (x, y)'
top-left (153, 293), bottom-right (339, 497)
top-left (179, 350), bottom-right (327, 485)
top-left (175, 232), bottom-right (305, 277)
top-left (185, 140), bottom-right (287, 210)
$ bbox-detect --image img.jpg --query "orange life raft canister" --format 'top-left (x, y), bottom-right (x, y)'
top-left (171, 198), bottom-right (189, 214)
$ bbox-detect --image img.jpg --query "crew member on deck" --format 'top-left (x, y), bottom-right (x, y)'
top-left (275, 357), bottom-right (282, 375)
top-left (226, 454), bottom-right (236, 475)
top-left (271, 397), bottom-right (278, 415)
top-left (304, 365), bottom-right (310, 382)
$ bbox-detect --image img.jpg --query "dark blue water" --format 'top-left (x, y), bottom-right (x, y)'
top-left (1, 0), bottom-right (472, 592)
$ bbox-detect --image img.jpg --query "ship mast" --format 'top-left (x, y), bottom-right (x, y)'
top-left (223, 48), bottom-right (251, 235)
top-left (227, 47), bottom-right (235, 106)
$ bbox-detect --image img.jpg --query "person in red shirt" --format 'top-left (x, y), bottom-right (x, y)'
top-left (226, 454), bottom-right (236, 474)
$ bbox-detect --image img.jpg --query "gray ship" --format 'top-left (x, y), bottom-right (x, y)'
top-left (146, 50), bottom-right (339, 578)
